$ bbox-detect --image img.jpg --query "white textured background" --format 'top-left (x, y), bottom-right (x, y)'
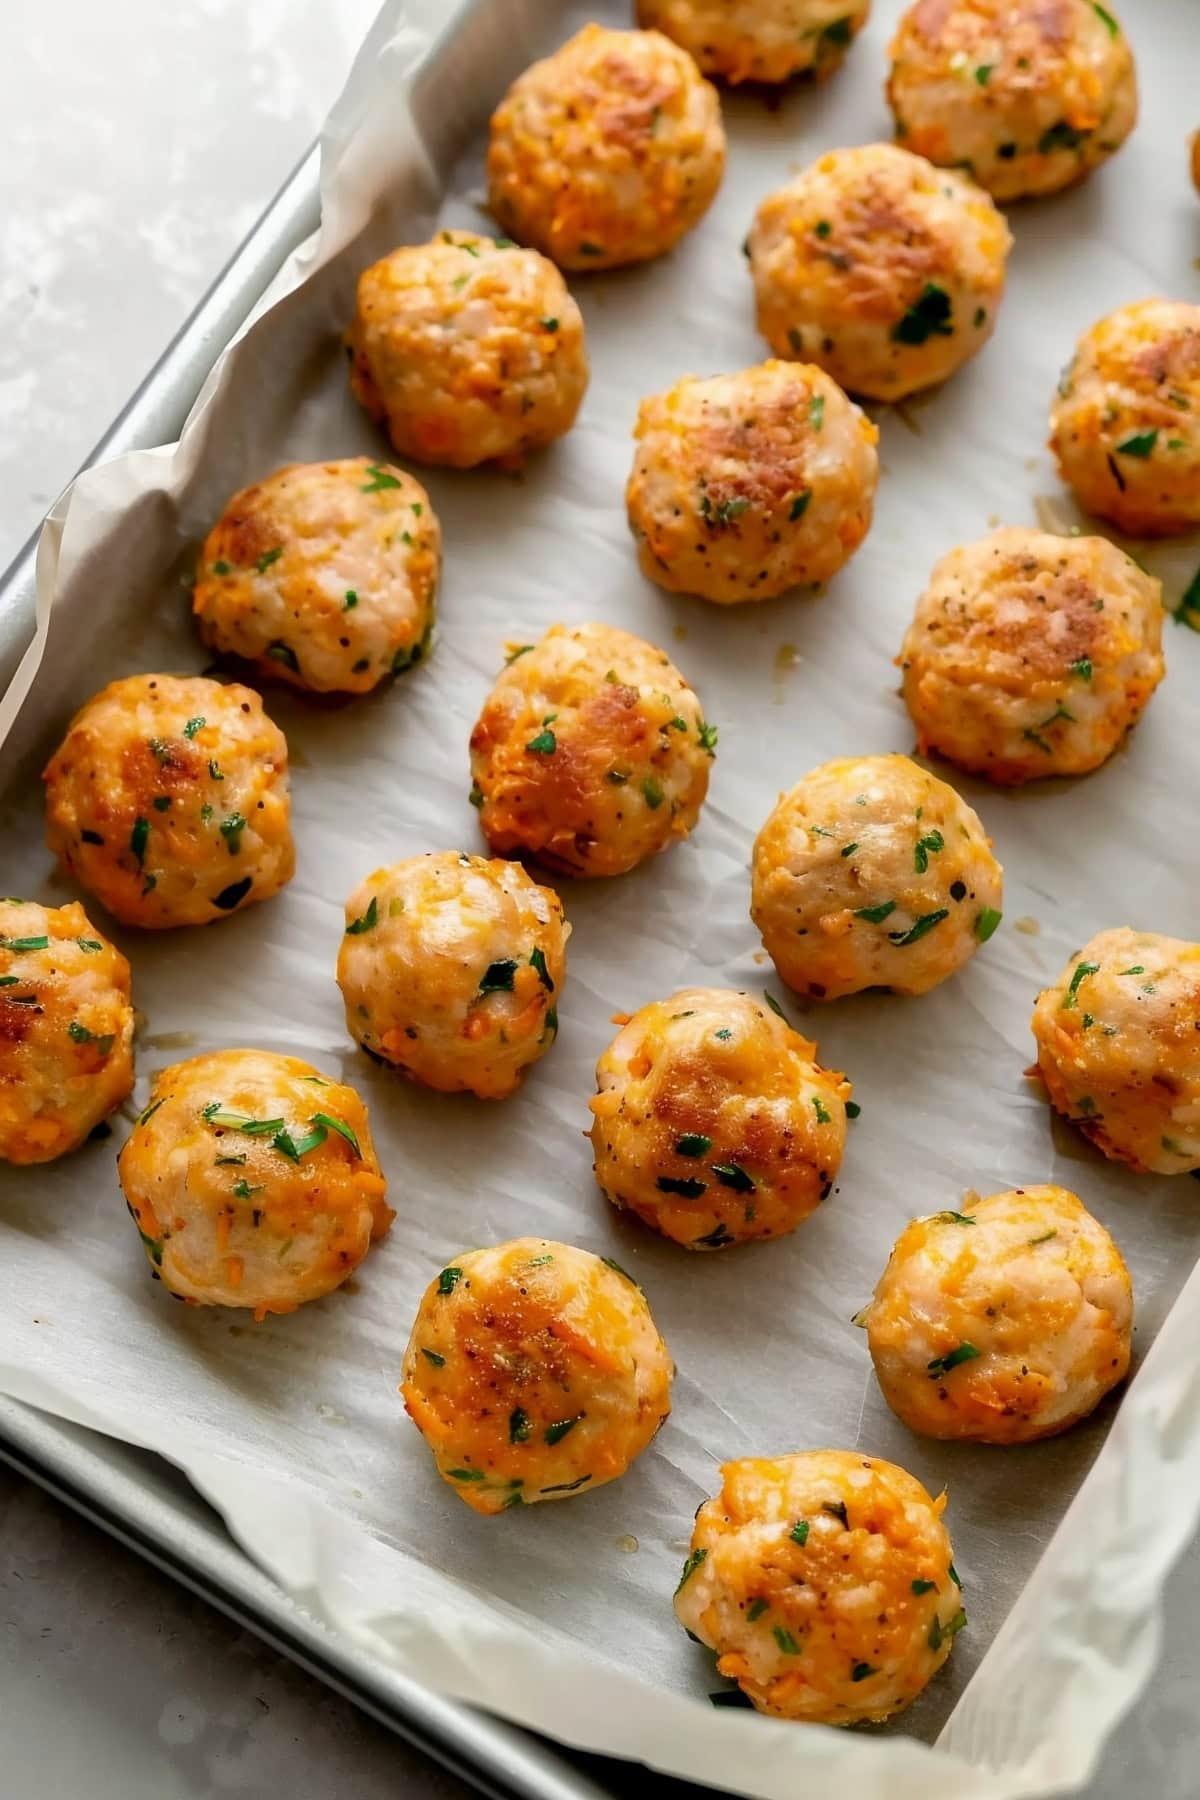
top-left (0, 1), bottom-right (1196, 1795)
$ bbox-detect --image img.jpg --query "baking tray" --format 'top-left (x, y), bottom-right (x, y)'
top-left (0, 35), bottom-right (624, 1800)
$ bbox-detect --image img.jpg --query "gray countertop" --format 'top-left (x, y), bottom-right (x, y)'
top-left (0, 3), bottom-right (1193, 1794)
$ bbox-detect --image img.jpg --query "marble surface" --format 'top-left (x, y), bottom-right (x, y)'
top-left (0, 3), bottom-right (1195, 1796)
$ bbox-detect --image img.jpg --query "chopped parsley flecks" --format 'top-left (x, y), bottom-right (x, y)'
top-left (1115, 429), bottom-right (1158, 458)
top-left (1091, 0), bottom-right (1119, 33)
top-left (772, 1625), bottom-right (801, 1656)
top-left (421, 1348), bottom-right (446, 1367)
top-left (712, 1161), bottom-right (755, 1193)
top-left (927, 1343), bottom-right (980, 1377)
top-left (975, 906), bottom-right (1002, 942)
top-left (1, 934), bottom-right (49, 953)
top-left (1028, 1230), bottom-right (1058, 1246)
top-left (212, 877), bottom-right (251, 911)
top-left (600, 1255), bottom-right (638, 1285)
top-left (1171, 564), bottom-right (1200, 631)
top-left (344, 590), bottom-right (358, 610)
top-left (808, 394), bottom-right (825, 432)
top-left (789, 491), bottom-right (812, 522)
top-left (76, 938), bottom-right (103, 953)
top-left (509, 1407), bottom-right (532, 1444)
top-left (438, 1266), bottom-right (463, 1295)
top-left (657, 1174), bottom-right (708, 1198)
top-left (700, 492), bottom-right (750, 528)
top-left (1062, 960), bottom-right (1099, 1010)
top-left (1039, 120), bottom-right (1089, 154)
top-left (152, 796), bottom-right (171, 813)
top-left (67, 1022), bottom-right (115, 1056)
top-left (479, 959), bottom-right (518, 994)
top-left (975, 63), bottom-right (993, 85)
top-left (845, 1100), bottom-right (861, 1119)
top-left (130, 817), bottom-right (150, 867)
top-left (698, 720), bottom-right (718, 755)
top-left (529, 946), bottom-right (554, 991)
top-left (255, 546), bottom-right (283, 573)
top-left (183, 716), bottom-right (206, 738)
top-left (812, 1096), bottom-right (832, 1125)
top-left (525, 716), bottom-right (557, 754)
top-left (312, 1113), bottom-right (361, 1157)
top-left (855, 900), bottom-right (896, 924)
top-left (929, 1607), bottom-right (967, 1652)
top-left (505, 644), bottom-right (534, 665)
top-left (693, 1224), bottom-right (736, 1248)
top-left (889, 909), bottom-right (948, 946)
top-left (642, 775), bottom-right (665, 809)
top-left (219, 812), bottom-right (246, 855)
top-left (823, 1500), bottom-right (849, 1526)
top-left (346, 896), bottom-right (379, 936)
top-left (932, 1210), bottom-right (976, 1226)
top-left (212, 561), bottom-right (232, 576)
top-left (949, 1561), bottom-right (962, 1589)
top-left (544, 1414), bottom-right (582, 1445)
top-left (815, 220), bottom-right (831, 238)
top-left (675, 1547), bottom-right (708, 1594)
top-left (136, 1097), bottom-right (166, 1128)
top-left (360, 463), bottom-right (402, 492)
top-left (763, 991), bottom-right (786, 1018)
top-left (267, 640), bottom-right (300, 673)
top-left (913, 829), bottom-right (944, 873)
top-left (852, 1663), bottom-right (879, 1682)
top-left (208, 759), bottom-right (225, 781)
top-left (790, 1519), bottom-right (809, 1546)
top-left (469, 782), bottom-right (485, 809)
top-left (577, 242), bottom-right (605, 258)
top-left (1071, 656), bottom-right (1093, 682)
top-left (747, 1599), bottom-right (769, 1623)
top-left (893, 284), bottom-right (953, 346)
top-left (233, 1179), bottom-right (263, 1201)
top-left (841, 841), bottom-right (859, 859)
top-left (448, 1467), bottom-right (485, 1482)
top-left (675, 1133), bottom-right (712, 1158)
top-left (539, 316), bottom-right (559, 332)
top-left (911, 1578), bottom-right (936, 1595)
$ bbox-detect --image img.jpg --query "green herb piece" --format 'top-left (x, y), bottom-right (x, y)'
top-left (67, 1022), bottom-right (115, 1056)
top-left (1071, 657), bottom-right (1093, 681)
top-left (479, 959), bottom-right (518, 993)
top-left (213, 877), bottom-right (251, 911)
top-left (852, 1663), bottom-right (879, 1682)
top-left (698, 720), bottom-right (718, 755)
top-left (675, 1133), bottom-right (712, 1157)
top-left (525, 1254), bottom-right (554, 1268)
top-left (541, 1474), bottom-right (593, 1494)
top-left (469, 782), bottom-right (485, 809)
top-left (676, 1547), bottom-right (708, 1593)
top-left (820, 16), bottom-right (852, 46)
top-left (712, 1161), bottom-right (755, 1193)
top-left (657, 1174), bottom-right (708, 1198)
top-left (233, 1179), bottom-right (264, 1200)
top-left (528, 946), bottom-right (554, 991)
top-left (600, 1256), bottom-right (638, 1284)
top-left (542, 1006), bottom-right (558, 1037)
top-left (151, 796), bottom-right (171, 813)
top-left (667, 715), bottom-right (688, 733)
top-left (1062, 960), bottom-right (1099, 1009)
top-left (815, 220), bottom-right (831, 238)
top-left (855, 900), bottom-right (896, 924)
top-left (773, 1626), bottom-right (801, 1656)
top-left (1173, 565), bottom-right (1200, 630)
top-left (130, 817), bottom-right (149, 867)
top-left (214, 1154), bottom-right (247, 1166)
top-left (929, 1607), bottom-right (968, 1652)
top-left (448, 1468), bottom-right (485, 1482)
top-left (1, 934), bottom-right (49, 952)
top-left (182, 716), bottom-right (206, 739)
top-left (208, 758), bottom-right (225, 781)
top-left (346, 896), bottom-right (379, 935)
top-left (841, 841), bottom-right (859, 858)
top-left (505, 643), bottom-right (534, 664)
top-left (950, 1563), bottom-right (962, 1588)
top-left (932, 1210), bottom-right (976, 1225)
top-left (525, 724), bottom-right (557, 754)
top-left (912, 1579), bottom-right (936, 1595)
top-left (253, 546), bottom-right (283, 574)
top-left (578, 242), bottom-right (605, 257)
top-left (893, 284), bottom-right (953, 345)
top-left (202, 1105), bottom-right (286, 1135)
top-left (1039, 120), bottom-right (1088, 153)
top-left (813, 1096), bottom-right (831, 1125)
top-left (975, 906), bottom-right (1002, 942)
top-left (823, 1500), bottom-right (849, 1525)
top-left (699, 493), bottom-right (750, 527)
top-left (693, 1224), bottom-right (736, 1248)
top-left (438, 1266), bottom-right (463, 1295)
top-left (763, 991), bottom-right (786, 1018)
top-left (1028, 1230), bottom-right (1058, 1246)
top-left (789, 491), bottom-right (812, 522)
top-left (149, 737), bottom-right (171, 764)
top-left (509, 1408), bottom-right (532, 1444)
top-left (343, 590), bottom-right (358, 610)
top-left (890, 910), bottom-right (948, 946)
top-left (273, 1124), bottom-right (328, 1162)
top-left (747, 1599), bottom-right (769, 1622)
top-left (642, 775), bottom-right (664, 809)
top-left (0, 976), bottom-right (18, 986)
top-left (421, 1348), bottom-right (446, 1367)
top-left (312, 1113), bottom-right (361, 1157)
top-left (136, 1097), bottom-right (165, 1128)
top-left (136, 1226), bottom-right (164, 1267)
top-left (539, 316), bottom-right (559, 331)
top-left (360, 463), bottom-right (402, 492)
top-left (219, 812), bottom-right (246, 855)
top-left (808, 394), bottom-right (825, 432)
top-left (927, 1343), bottom-right (981, 1376)
top-left (212, 561), bottom-right (231, 576)
top-left (267, 640), bottom-right (300, 673)
top-left (975, 64), bottom-right (993, 84)
top-left (846, 1100), bottom-right (861, 1119)
top-left (544, 1414), bottom-right (583, 1445)
top-left (1116, 429), bottom-right (1158, 458)
top-left (790, 1520), bottom-right (810, 1546)
top-left (914, 829), bottom-right (944, 873)
top-left (1091, 1), bottom-right (1119, 32)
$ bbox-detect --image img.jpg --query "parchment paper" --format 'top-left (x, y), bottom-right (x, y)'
top-left (2, 2), bottom-right (1200, 1795)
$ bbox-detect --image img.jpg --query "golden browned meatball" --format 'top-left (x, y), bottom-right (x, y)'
top-left (118, 1048), bottom-right (392, 1316)
top-left (469, 623), bottom-right (715, 878)
top-left (675, 1450), bottom-right (965, 1723)
top-left (336, 851), bottom-right (568, 1100)
top-left (747, 143), bottom-right (1011, 401)
top-left (0, 900), bottom-right (134, 1164)
top-left (486, 24), bottom-right (725, 271)
top-left (636, 0), bottom-right (870, 85)
top-left (1049, 300), bottom-right (1200, 536)
top-left (626, 361), bottom-right (879, 603)
top-left (1031, 928), bottom-right (1200, 1173)
top-left (887, 0), bottom-right (1137, 202)
top-left (193, 458), bottom-right (439, 695)
top-left (43, 675), bottom-right (294, 930)
top-left (899, 528), bottom-right (1165, 783)
top-left (863, 1186), bottom-right (1132, 1443)
top-left (589, 987), bottom-right (849, 1249)
top-left (346, 232), bottom-right (588, 468)
top-left (400, 1238), bottom-right (673, 1515)
top-left (751, 754), bottom-right (1003, 1000)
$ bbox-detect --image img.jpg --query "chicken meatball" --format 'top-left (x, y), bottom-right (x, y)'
top-left (635, 0), bottom-right (870, 86)
top-left (899, 528), bottom-right (1165, 784)
top-left (336, 851), bottom-right (567, 1100)
top-left (626, 361), bottom-right (879, 603)
top-left (1031, 928), bottom-right (1200, 1174)
top-left (747, 144), bottom-right (1011, 402)
top-left (486, 24), bottom-right (725, 271)
top-left (863, 1186), bottom-right (1132, 1443)
top-left (589, 987), bottom-right (849, 1250)
top-left (751, 754), bottom-right (1003, 1001)
top-left (118, 1048), bottom-right (392, 1315)
top-left (675, 1450), bottom-right (964, 1724)
top-left (470, 623), bottom-right (714, 878)
top-left (346, 232), bottom-right (588, 468)
top-left (44, 674), bottom-right (294, 930)
top-left (1049, 300), bottom-right (1200, 536)
top-left (887, 0), bottom-right (1137, 203)
top-left (0, 900), bottom-right (134, 1164)
top-left (400, 1238), bottom-right (673, 1515)
top-left (193, 458), bottom-right (439, 695)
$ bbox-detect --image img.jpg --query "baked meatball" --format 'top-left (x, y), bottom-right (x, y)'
top-left (193, 458), bottom-right (439, 695)
top-left (1031, 928), bottom-right (1200, 1174)
top-left (675, 1450), bottom-right (964, 1724)
top-left (400, 1238), bottom-right (673, 1515)
top-left (346, 232), bottom-right (588, 468)
top-left (336, 851), bottom-right (567, 1100)
top-left (1049, 300), bottom-right (1200, 537)
top-left (635, 0), bottom-right (870, 85)
top-left (747, 144), bottom-right (1011, 402)
top-left (887, 0), bottom-right (1137, 203)
top-left (0, 900), bottom-right (134, 1164)
top-left (863, 1185), bottom-right (1132, 1443)
top-left (899, 528), bottom-right (1165, 784)
top-left (118, 1048), bottom-right (392, 1315)
top-left (486, 24), bottom-right (725, 271)
top-left (44, 674), bottom-right (294, 930)
top-left (589, 987), bottom-right (849, 1250)
top-left (626, 361), bottom-right (879, 603)
top-left (751, 753), bottom-right (1003, 1001)
top-left (470, 623), bottom-right (714, 878)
